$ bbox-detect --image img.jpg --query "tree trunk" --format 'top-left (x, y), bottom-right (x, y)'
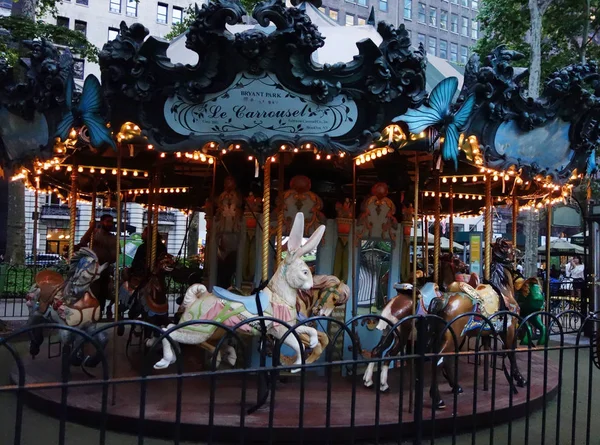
top-left (187, 212), bottom-right (199, 258)
top-left (4, 0), bottom-right (37, 265)
top-left (527, 0), bottom-right (543, 99)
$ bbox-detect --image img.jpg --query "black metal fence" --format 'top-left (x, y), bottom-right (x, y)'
top-left (0, 311), bottom-right (599, 444)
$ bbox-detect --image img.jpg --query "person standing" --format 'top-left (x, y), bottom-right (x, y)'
top-left (565, 256), bottom-right (585, 300)
top-left (75, 214), bottom-right (118, 316)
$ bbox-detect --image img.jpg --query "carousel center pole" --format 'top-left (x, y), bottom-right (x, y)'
top-left (68, 166), bottom-right (78, 258)
top-left (433, 172), bottom-right (441, 283)
top-left (262, 160), bottom-right (271, 282)
top-left (484, 174), bottom-right (492, 281)
top-left (545, 203), bottom-right (552, 311)
top-left (449, 184), bottom-right (454, 254)
top-left (32, 176), bottom-right (39, 269)
top-left (276, 155), bottom-right (284, 269)
top-left (512, 192), bottom-right (518, 270)
top-left (112, 146), bottom-right (122, 405)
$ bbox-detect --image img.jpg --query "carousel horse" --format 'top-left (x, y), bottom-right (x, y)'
top-left (119, 253), bottom-right (176, 344)
top-left (515, 277), bottom-right (547, 346)
top-left (425, 238), bottom-right (525, 409)
top-left (26, 248), bottom-right (109, 368)
top-left (440, 253), bottom-right (479, 290)
top-left (153, 213), bottom-right (323, 371)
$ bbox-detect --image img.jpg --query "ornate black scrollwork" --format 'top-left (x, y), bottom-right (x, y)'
top-left (461, 45), bottom-right (599, 183)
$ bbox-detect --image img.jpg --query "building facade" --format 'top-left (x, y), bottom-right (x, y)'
top-left (318, 0), bottom-right (480, 63)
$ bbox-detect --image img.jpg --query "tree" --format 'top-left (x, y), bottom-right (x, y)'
top-left (164, 0), bottom-right (263, 41)
top-left (2, 0), bottom-right (98, 264)
top-left (475, 0), bottom-right (600, 97)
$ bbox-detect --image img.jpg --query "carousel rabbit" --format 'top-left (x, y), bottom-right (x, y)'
top-left (26, 248), bottom-right (109, 368)
top-left (154, 213), bottom-right (324, 372)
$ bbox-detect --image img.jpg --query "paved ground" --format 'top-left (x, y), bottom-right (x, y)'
top-left (1, 337), bottom-right (599, 444)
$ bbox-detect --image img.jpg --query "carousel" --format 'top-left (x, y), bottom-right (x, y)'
top-left (1, 0), bottom-right (598, 441)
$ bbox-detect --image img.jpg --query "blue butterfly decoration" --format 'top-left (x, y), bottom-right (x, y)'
top-left (587, 151), bottom-right (597, 176)
top-left (393, 77), bottom-right (475, 169)
top-left (56, 74), bottom-right (116, 150)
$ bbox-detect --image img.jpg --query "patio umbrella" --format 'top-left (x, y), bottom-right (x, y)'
top-left (538, 239), bottom-right (584, 256)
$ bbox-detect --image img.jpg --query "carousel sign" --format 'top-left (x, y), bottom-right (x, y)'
top-left (164, 72), bottom-right (359, 138)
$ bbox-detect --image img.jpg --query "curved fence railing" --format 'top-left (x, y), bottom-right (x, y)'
top-left (0, 310), bottom-right (599, 444)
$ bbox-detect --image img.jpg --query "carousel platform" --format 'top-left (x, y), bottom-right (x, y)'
top-left (11, 335), bottom-right (559, 443)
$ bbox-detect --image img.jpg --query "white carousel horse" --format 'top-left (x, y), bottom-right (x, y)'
top-left (26, 248), bottom-right (109, 367)
top-left (154, 213), bottom-right (324, 371)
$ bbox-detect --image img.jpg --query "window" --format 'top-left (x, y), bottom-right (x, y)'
top-left (74, 20), bottom-right (87, 36)
top-left (173, 6), bottom-right (183, 24)
top-left (469, 224), bottom-right (478, 231)
top-left (330, 9), bottom-right (338, 21)
top-left (403, 0), bottom-right (412, 19)
top-left (108, 27), bottom-right (119, 41)
top-left (357, 0), bottom-right (367, 6)
top-left (461, 0), bottom-right (468, 6)
top-left (157, 2), bottom-right (168, 23)
top-left (126, 0), bottom-right (137, 16)
top-left (417, 33), bottom-right (425, 47)
top-left (57, 16), bottom-right (69, 28)
top-left (418, 3), bottom-right (425, 23)
top-left (357, 17), bottom-right (366, 25)
top-left (439, 40), bottom-right (447, 59)
top-left (471, 19), bottom-right (478, 39)
top-left (428, 37), bottom-right (436, 56)
top-left (318, 6), bottom-right (325, 12)
top-left (73, 59), bottom-right (84, 80)
top-left (453, 224), bottom-right (465, 232)
top-left (76, 0), bottom-right (88, 5)
top-left (450, 42), bottom-right (458, 62)
top-left (460, 46), bottom-right (468, 63)
top-left (109, 0), bottom-right (121, 13)
top-left (450, 13), bottom-right (458, 33)
top-left (379, 0), bottom-right (388, 12)
top-left (429, 7), bottom-right (437, 26)
top-left (471, 0), bottom-right (478, 8)
top-left (345, 13), bottom-right (354, 26)
top-left (440, 10), bottom-right (448, 30)
top-left (451, 0), bottom-right (458, 4)
top-left (461, 16), bottom-right (469, 36)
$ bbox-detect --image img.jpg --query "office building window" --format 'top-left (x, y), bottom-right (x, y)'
top-left (57, 16), bottom-right (69, 28)
top-left (357, 0), bottom-right (367, 6)
top-left (461, 16), bottom-right (469, 36)
top-left (461, 45), bottom-right (468, 63)
top-left (450, 13), bottom-right (458, 33)
top-left (450, 42), bottom-right (458, 61)
top-left (330, 9), bottom-right (338, 21)
top-left (109, 0), bottom-right (121, 13)
top-left (451, 0), bottom-right (458, 3)
top-left (380, 0), bottom-right (388, 12)
top-left (173, 6), bottom-right (183, 24)
top-left (74, 20), bottom-right (87, 35)
top-left (417, 33), bottom-right (425, 47)
top-left (472, 0), bottom-right (478, 8)
top-left (440, 10), bottom-right (448, 30)
top-left (76, 0), bottom-right (88, 5)
top-left (126, 0), bottom-right (137, 16)
top-left (461, 0), bottom-right (468, 5)
top-left (345, 13), bottom-right (354, 26)
top-left (428, 37), bottom-right (436, 56)
top-left (357, 17), bottom-right (366, 25)
top-left (429, 7), bottom-right (437, 26)
top-left (319, 6), bottom-right (325, 12)
top-left (73, 59), bottom-right (84, 80)
top-left (108, 27), bottom-right (119, 41)
top-left (157, 2), bottom-right (168, 23)
top-left (439, 40), bottom-right (447, 59)
top-left (471, 19), bottom-right (478, 39)
top-left (404, 0), bottom-right (412, 19)
top-left (418, 3), bottom-right (425, 23)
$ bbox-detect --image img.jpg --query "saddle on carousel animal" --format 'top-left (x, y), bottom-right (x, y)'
top-left (515, 277), bottom-right (547, 346)
top-left (26, 248), bottom-right (109, 367)
top-left (153, 213), bottom-right (324, 372)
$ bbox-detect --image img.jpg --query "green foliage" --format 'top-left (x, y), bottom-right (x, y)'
top-left (474, 0), bottom-right (600, 80)
top-left (0, 16), bottom-right (99, 64)
top-left (163, 0), bottom-right (263, 41)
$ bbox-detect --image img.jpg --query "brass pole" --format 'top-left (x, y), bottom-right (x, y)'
top-left (112, 147), bottom-right (122, 405)
top-left (409, 153), bottom-right (419, 414)
top-left (422, 216), bottom-right (428, 276)
top-left (546, 203), bottom-right (552, 311)
top-left (512, 192), bottom-right (518, 270)
top-left (449, 185), bottom-right (454, 254)
top-left (433, 172), bottom-right (441, 283)
top-left (32, 177), bottom-right (39, 267)
top-left (68, 168), bottom-right (78, 258)
top-left (146, 173), bottom-right (154, 268)
top-left (90, 177), bottom-right (97, 250)
top-left (351, 161), bottom-right (357, 317)
top-left (150, 167), bottom-right (161, 269)
top-left (276, 155), bottom-right (285, 269)
top-left (484, 175), bottom-right (492, 281)
top-left (262, 160), bottom-right (271, 281)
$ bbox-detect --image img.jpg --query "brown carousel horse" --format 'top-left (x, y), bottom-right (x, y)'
top-left (426, 238), bottom-right (524, 409)
top-left (440, 253), bottom-right (479, 290)
top-left (119, 253), bottom-right (175, 345)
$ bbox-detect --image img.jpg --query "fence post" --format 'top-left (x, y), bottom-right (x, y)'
top-left (414, 316), bottom-right (426, 444)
